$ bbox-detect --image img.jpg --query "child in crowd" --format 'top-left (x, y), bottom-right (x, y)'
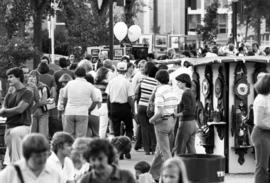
top-left (111, 136), bottom-right (132, 161)
top-left (160, 157), bottom-right (189, 183)
top-left (134, 161), bottom-right (155, 183)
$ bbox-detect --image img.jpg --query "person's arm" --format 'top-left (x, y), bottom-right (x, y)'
top-left (149, 106), bottom-right (163, 124)
top-left (0, 90), bottom-right (33, 117)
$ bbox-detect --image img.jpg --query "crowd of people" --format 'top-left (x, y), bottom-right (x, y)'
top-left (0, 43), bottom-right (268, 182)
top-left (0, 52), bottom-right (195, 183)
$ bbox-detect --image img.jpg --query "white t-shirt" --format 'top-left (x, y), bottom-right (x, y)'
top-left (106, 74), bottom-right (134, 103)
top-left (64, 78), bottom-right (98, 116)
top-left (47, 152), bottom-right (75, 182)
top-left (253, 94), bottom-right (270, 129)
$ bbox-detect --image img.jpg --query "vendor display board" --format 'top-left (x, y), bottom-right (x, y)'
top-left (158, 56), bottom-right (270, 173)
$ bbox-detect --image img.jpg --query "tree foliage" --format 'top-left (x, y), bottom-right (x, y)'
top-left (199, 0), bottom-right (219, 44)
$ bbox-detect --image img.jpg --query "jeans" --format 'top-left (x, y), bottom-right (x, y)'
top-left (137, 105), bottom-right (156, 153)
top-left (88, 115), bottom-right (99, 137)
top-left (64, 115), bottom-right (88, 137)
top-left (4, 125), bottom-right (30, 165)
top-left (150, 117), bottom-right (176, 180)
top-left (251, 126), bottom-right (270, 183)
top-left (31, 108), bottom-right (49, 138)
top-left (173, 120), bottom-right (198, 155)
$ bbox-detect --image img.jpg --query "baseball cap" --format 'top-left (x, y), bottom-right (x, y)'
top-left (117, 62), bottom-right (127, 71)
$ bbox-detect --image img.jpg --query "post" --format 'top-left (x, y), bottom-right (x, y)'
top-left (109, 0), bottom-right (114, 60)
top-left (50, 13), bottom-right (55, 64)
top-left (232, 0), bottom-right (238, 46)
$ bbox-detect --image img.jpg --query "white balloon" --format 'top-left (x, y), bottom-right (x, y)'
top-left (113, 22), bottom-right (128, 42)
top-left (128, 25), bottom-right (142, 42)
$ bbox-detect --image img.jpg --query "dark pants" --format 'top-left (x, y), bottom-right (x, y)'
top-left (173, 120), bottom-right (198, 155)
top-left (110, 103), bottom-right (133, 139)
top-left (251, 126), bottom-right (270, 183)
top-left (134, 124), bottom-right (142, 149)
top-left (49, 108), bottom-right (62, 139)
top-left (88, 115), bottom-right (99, 137)
top-left (137, 105), bottom-right (156, 153)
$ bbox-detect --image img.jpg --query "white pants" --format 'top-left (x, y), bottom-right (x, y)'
top-left (4, 125), bottom-right (30, 165)
top-left (99, 103), bottom-right (108, 138)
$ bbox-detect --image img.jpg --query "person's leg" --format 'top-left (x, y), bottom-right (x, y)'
top-left (134, 124), bottom-right (142, 150)
top-left (137, 105), bottom-right (150, 153)
top-left (251, 127), bottom-right (270, 183)
top-left (186, 120), bottom-right (198, 154)
top-left (88, 115), bottom-right (100, 137)
top-left (64, 115), bottom-right (75, 137)
top-left (149, 123), bottom-right (156, 154)
top-left (39, 112), bottom-right (49, 139)
top-left (110, 104), bottom-right (122, 137)
top-left (75, 115), bottom-right (89, 137)
top-left (5, 126), bottom-right (30, 163)
top-left (30, 114), bottom-right (38, 133)
top-left (173, 121), bottom-right (191, 155)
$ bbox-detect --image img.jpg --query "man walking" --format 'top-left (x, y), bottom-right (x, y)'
top-left (106, 62), bottom-right (134, 159)
top-left (0, 67), bottom-right (33, 164)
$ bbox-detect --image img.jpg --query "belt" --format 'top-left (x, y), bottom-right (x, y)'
top-left (161, 114), bottom-right (175, 120)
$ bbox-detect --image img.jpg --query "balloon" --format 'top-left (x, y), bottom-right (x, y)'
top-left (128, 25), bottom-right (142, 42)
top-left (113, 22), bottom-right (128, 42)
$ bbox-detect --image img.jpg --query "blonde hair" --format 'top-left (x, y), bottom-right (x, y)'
top-left (161, 157), bottom-right (189, 183)
top-left (78, 59), bottom-right (93, 72)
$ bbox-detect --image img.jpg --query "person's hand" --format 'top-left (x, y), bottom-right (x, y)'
top-left (149, 117), bottom-right (155, 124)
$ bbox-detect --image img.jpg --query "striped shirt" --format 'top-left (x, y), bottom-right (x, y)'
top-left (95, 81), bottom-right (108, 103)
top-left (155, 84), bottom-right (179, 116)
top-left (138, 77), bottom-right (158, 106)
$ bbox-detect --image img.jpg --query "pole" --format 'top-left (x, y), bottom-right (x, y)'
top-left (50, 0), bottom-right (56, 64)
top-left (109, 0), bottom-right (114, 60)
top-left (232, 1), bottom-right (238, 47)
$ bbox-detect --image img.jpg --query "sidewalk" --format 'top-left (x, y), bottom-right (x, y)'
top-left (119, 148), bottom-right (253, 183)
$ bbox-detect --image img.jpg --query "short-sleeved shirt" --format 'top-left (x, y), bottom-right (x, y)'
top-left (79, 164), bottom-right (136, 183)
top-left (155, 84), bottom-right (179, 116)
top-left (253, 94), bottom-right (270, 129)
top-left (4, 87), bottom-right (33, 129)
top-left (106, 74), bottom-right (134, 104)
top-left (138, 77), bottom-right (158, 106)
top-left (0, 159), bottom-right (65, 183)
top-left (47, 152), bottom-right (75, 182)
top-left (39, 73), bottom-right (56, 90)
top-left (64, 78), bottom-right (98, 116)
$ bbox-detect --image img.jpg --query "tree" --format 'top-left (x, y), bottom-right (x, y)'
top-left (240, 0), bottom-right (270, 44)
top-left (199, 0), bottom-right (219, 45)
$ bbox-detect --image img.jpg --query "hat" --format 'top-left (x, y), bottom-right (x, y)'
top-left (175, 73), bottom-right (192, 88)
top-left (117, 62), bottom-right (127, 71)
top-left (59, 73), bottom-right (73, 82)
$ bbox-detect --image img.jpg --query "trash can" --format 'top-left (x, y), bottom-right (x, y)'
top-left (179, 154), bottom-right (225, 183)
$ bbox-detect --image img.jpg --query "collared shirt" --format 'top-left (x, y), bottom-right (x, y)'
top-left (47, 152), bottom-right (75, 182)
top-left (79, 164), bottom-right (136, 183)
top-left (64, 77), bottom-right (98, 116)
top-left (155, 84), bottom-right (179, 116)
top-left (0, 159), bottom-right (64, 183)
top-left (106, 74), bottom-right (134, 103)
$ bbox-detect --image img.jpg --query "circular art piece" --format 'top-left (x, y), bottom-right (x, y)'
top-left (215, 77), bottom-right (223, 99)
top-left (202, 79), bottom-right (210, 98)
top-left (234, 79), bottom-right (250, 99)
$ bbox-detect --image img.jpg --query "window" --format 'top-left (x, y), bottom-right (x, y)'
top-left (188, 14), bottom-right (201, 32)
top-left (218, 14), bottom-right (227, 34)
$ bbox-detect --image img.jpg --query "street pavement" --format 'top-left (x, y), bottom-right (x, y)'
top-left (119, 147), bottom-right (253, 183)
